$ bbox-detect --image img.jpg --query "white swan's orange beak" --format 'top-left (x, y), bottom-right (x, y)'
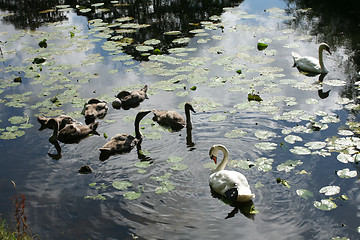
top-left (211, 155), bottom-right (217, 164)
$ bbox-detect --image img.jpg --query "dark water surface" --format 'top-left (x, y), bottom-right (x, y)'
top-left (1, 0), bottom-right (360, 239)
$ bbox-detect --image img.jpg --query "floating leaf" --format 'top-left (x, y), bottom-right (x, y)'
top-left (225, 129), bottom-right (247, 138)
top-left (248, 93), bottom-right (262, 102)
top-left (209, 113), bottom-right (227, 122)
top-left (319, 186), bottom-right (340, 196)
top-left (254, 130), bottom-right (275, 140)
top-left (296, 189), bottom-right (314, 199)
top-left (134, 161), bottom-right (151, 168)
top-left (276, 178), bottom-right (290, 188)
top-left (255, 157), bottom-right (273, 171)
top-left (155, 181), bottom-right (175, 194)
top-left (84, 194), bottom-right (106, 200)
top-left (8, 116), bottom-right (27, 124)
top-left (284, 135), bottom-right (303, 144)
top-left (277, 160), bottom-right (303, 172)
top-left (254, 182), bottom-right (264, 188)
top-left (38, 39), bottom-right (47, 48)
top-left (167, 156), bottom-right (183, 163)
top-left (304, 141), bottom-right (326, 150)
top-left (255, 142), bottom-right (277, 151)
top-left (257, 42), bottom-right (268, 50)
top-left (32, 57), bottom-right (46, 64)
top-left (112, 181), bottom-right (132, 190)
top-left (314, 199), bottom-right (337, 211)
top-left (151, 173), bottom-right (172, 182)
top-left (336, 168), bottom-right (357, 178)
top-left (170, 163), bottom-right (188, 171)
top-left (123, 191), bottom-right (141, 200)
top-left (289, 146), bottom-right (311, 155)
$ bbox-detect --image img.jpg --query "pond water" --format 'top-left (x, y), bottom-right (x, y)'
top-left (1, 0), bottom-right (360, 239)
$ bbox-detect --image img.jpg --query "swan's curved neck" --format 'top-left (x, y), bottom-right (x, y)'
top-left (185, 107), bottom-right (192, 128)
top-left (134, 117), bottom-right (142, 139)
top-left (214, 145), bottom-right (229, 172)
top-left (318, 46), bottom-right (327, 72)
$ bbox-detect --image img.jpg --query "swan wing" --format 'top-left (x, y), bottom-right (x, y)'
top-left (293, 56), bottom-right (322, 73)
top-left (209, 170), bottom-right (253, 199)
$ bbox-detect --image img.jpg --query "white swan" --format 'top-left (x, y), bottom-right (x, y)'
top-left (209, 144), bottom-right (254, 203)
top-left (292, 43), bottom-right (331, 74)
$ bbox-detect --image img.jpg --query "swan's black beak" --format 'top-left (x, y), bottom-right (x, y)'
top-left (211, 155), bottom-right (217, 164)
top-left (326, 47), bottom-right (332, 55)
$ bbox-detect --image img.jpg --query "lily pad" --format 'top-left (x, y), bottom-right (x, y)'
top-left (296, 189), bottom-right (314, 199)
top-left (209, 114), bottom-right (227, 122)
top-left (170, 163), bottom-right (188, 171)
top-left (151, 173), bottom-right (172, 182)
top-left (254, 130), bottom-right (276, 140)
top-left (314, 199), bottom-right (337, 211)
top-left (123, 191), bottom-right (141, 200)
top-left (112, 181), bottom-right (132, 190)
top-left (257, 42), bottom-right (268, 51)
top-left (289, 146), bottom-right (311, 155)
top-left (336, 168), bottom-right (357, 178)
top-left (167, 156), bottom-right (183, 163)
top-left (319, 186), bottom-right (340, 196)
top-left (134, 161), bottom-right (151, 168)
top-left (255, 142), bottom-right (277, 151)
top-left (155, 181), bottom-right (175, 194)
top-left (277, 160), bottom-right (303, 172)
top-left (225, 129), bottom-right (247, 138)
top-left (284, 135), bottom-right (303, 144)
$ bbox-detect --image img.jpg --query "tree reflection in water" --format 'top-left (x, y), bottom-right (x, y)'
top-left (0, 0), bottom-right (244, 60)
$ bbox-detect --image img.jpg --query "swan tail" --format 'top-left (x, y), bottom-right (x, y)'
top-left (291, 52), bottom-right (301, 66)
top-left (237, 194), bottom-right (255, 203)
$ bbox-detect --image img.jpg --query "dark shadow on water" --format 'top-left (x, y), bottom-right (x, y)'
top-left (210, 188), bottom-right (256, 220)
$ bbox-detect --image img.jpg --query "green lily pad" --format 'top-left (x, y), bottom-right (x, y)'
top-left (304, 141), bottom-right (326, 150)
top-left (255, 157), bottom-right (273, 172)
top-left (255, 142), bottom-right (277, 151)
top-left (8, 116), bottom-right (27, 124)
top-left (123, 191), bottom-right (141, 200)
top-left (254, 130), bottom-right (276, 140)
top-left (289, 146), bottom-right (311, 155)
top-left (225, 129), bottom-right (247, 138)
top-left (84, 194), bottom-right (106, 200)
top-left (257, 42), bottom-right (268, 51)
top-left (112, 181), bottom-right (132, 190)
top-left (167, 156), bottom-right (183, 163)
top-left (319, 186), bottom-right (340, 196)
top-left (277, 160), bottom-right (303, 172)
top-left (284, 135), bottom-right (303, 144)
top-left (209, 113), bottom-right (227, 122)
top-left (151, 173), bottom-right (172, 182)
top-left (296, 189), bottom-right (314, 199)
top-left (276, 178), bottom-right (290, 188)
top-left (336, 168), bottom-right (357, 178)
top-left (314, 199), bottom-right (337, 211)
top-left (155, 181), bottom-right (175, 194)
top-left (134, 161), bottom-right (151, 168)
top-left (170, 163), bottom-right (188, 171)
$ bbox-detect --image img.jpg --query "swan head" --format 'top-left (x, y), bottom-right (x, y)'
top-left (185, 102), bottom-right (196, 113)
top-left (209, 144), bottom-right (228, 165)
top-left (320, 43), bottom-right (331, 55)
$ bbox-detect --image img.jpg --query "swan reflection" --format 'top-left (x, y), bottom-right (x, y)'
top-left (210, 189), bottom-right (256, 220)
